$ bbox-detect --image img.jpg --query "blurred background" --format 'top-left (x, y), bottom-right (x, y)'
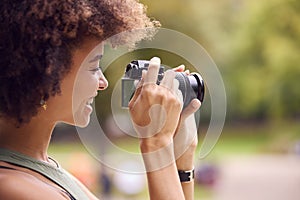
top-left (50, 0), bottom-right (300, 199)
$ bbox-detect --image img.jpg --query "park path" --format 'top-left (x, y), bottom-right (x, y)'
top-left (211, 155), bottom-right (300, 200)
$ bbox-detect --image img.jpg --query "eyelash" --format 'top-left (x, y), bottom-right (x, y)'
top-left (90, 67), bottom-right (100, 72)
top-left (89, 66), bottom-right (101, 74)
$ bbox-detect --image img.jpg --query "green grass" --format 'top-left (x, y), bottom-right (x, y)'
top-left (48, 121), bottom-right (300, 199)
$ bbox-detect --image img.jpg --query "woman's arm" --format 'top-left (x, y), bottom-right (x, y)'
top-left (172, 66), bottom-right (201, 200)
top-left (175, 99), bottom-right (201, 200)
top-left (141, 140), bottom-right (185, 200)
top-left (129, 57), bottom-right (186, 199)
top-left (175, 137), bottom-right (198, 200)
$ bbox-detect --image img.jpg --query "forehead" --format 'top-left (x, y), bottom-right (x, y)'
top-left (85, 42), bottom-right (104, 61)
top-left (71, 40), bottom-right (104, 72)
top-left (76, 41), bottom-right (104, 69)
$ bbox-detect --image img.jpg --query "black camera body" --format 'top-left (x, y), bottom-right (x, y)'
top-left (121, 60), bottom-right (205, 109)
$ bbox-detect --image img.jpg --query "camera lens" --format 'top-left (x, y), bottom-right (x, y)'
top-left (189, 73), bottom-right (205, 103)
top-left (174, 72), bottom-right (205, 108)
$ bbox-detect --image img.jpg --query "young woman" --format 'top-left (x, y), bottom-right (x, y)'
top-left (0, 0), bottom-right (200, 199)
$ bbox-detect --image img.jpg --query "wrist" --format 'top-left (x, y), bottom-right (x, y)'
top-left (176, 152), bottom-right (195, 171)
top-left (141, 140), bottom-right (176, 172)
top-left (175, 137), bottom-right (197, 170)
top-left (140, 134), bottom-right (173, 153)
top-left (176, 161), bottom-right (195, 171)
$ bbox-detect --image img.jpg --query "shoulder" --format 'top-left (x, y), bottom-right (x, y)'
top-left (0, 168), bottom-right (66, 200)
top-left (66, 171), bottom-right (99, 200)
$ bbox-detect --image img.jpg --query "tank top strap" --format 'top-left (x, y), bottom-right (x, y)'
top-left (0, 148), bottom-right (89, 200)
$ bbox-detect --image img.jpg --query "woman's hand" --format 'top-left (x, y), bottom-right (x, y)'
top-left (129, 57), bottom-right (183, 153)
top-left (129, 57), bottom-right (187, 200)
top-left (174, 99), bottom-right (201, 170)
top-left (172, 65), bottom-right (201, 170)
top-left (173, 65), bottom-right (201, 200)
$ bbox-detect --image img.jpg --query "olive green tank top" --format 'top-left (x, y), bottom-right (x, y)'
top-left (0, 148), bottom-right (91, 200)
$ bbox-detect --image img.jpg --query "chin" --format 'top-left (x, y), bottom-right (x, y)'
top-left (59, 109), bottom-right (91, 128)
top-left (75, 120), bottom-right (90, 128)
top-left (72, 110), bottom-right (92, 128)
top-left (59, 117), bottom-right (90, 128)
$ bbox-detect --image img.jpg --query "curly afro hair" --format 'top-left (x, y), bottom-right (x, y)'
top-left (0, 0), bottom-right (159, 125)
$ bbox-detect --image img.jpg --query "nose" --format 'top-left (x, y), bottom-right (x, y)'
top-left (98, 75), bottom-right (108, 90)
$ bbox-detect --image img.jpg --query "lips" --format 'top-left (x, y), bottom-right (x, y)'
top-left (86, 97), bottom-right (94, 105)
top-left (86, 93), bottom-right (98, 105)
top-left (84, 98), bottom-right (93, 114)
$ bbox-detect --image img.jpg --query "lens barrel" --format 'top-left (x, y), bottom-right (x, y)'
top-left (175, 72), bottom-right (205, 109)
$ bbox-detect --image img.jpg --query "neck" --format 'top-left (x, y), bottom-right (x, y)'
top-left (0, 115), bottom-right (56, 162)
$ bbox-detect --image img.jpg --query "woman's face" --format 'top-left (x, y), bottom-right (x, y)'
top-left (57, 39), bottom-right (108, 127)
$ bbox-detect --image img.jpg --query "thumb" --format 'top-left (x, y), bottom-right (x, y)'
top-left (181, 99), bottom-right (201, 120)
top-left (173, 64), bottom-right (185, 72)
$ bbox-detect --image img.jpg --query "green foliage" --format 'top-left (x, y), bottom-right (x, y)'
top-left (97, 0), bottom-right (300, 121)
top-left (225, 0), bottom-right (300, 120)
top-left (140, 0), bottom-right (300, 121)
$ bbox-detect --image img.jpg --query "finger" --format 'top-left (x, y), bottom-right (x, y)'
top-left (173, 79), bottom-right (183, 108)
top-left (144, 57), bottom-right (161, 84)
top-left (181, 99), bottom-right (201, 119)
top-left (160, 70), bottom-right (176, 89)
top-left (172, 64), bottom-right (185, 72)
top-left (135, 70), bottom-right (146, 90)
top-left (129, 70), bottom-right (146, 108)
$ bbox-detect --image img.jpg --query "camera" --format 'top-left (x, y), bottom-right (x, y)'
top-left (121, 60), bottom-right (205, 109)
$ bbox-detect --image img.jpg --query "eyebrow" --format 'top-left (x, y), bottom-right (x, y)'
top-left (89, 54), bottom-right (103, 63)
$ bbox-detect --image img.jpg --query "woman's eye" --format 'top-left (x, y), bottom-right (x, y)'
top-left (89, 67), bottom-right (101, 73)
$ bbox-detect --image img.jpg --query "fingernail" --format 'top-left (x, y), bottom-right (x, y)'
top-left (178, 64), bottom-right (185, 69)
top-left (150, 57), bottom-right (161, 64)
top-left (192, 99), bottom-right (201, 109)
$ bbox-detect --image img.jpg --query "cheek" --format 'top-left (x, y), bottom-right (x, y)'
top-left (73, 72), bottom-right (98, 107)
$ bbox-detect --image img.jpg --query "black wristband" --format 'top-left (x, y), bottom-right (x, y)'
top-left (178, 169), bottom-right (194, 182)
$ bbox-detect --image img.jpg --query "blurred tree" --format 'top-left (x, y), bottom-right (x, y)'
top-left (140, 0), bottom-right (300, 121)
top-left (225, 0), bottom-right (300, 121)
top-left (96, 0), bottom-right (300, 123)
